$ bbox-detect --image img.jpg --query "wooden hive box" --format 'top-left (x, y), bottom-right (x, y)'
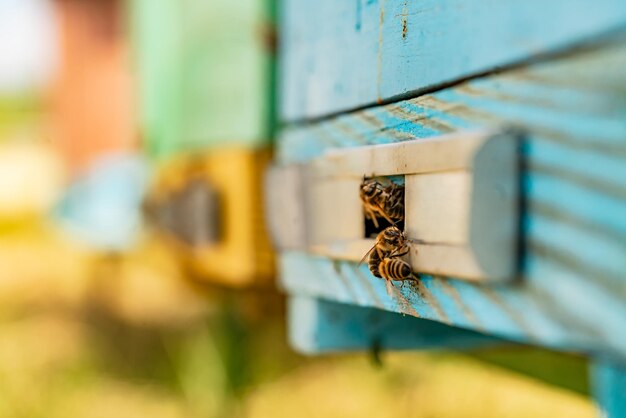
top-left (269, 0), bottom-right (626, 415)
top-left (129, 0), bottom-right (274, 157)
top-left (130, 0), bottom-right (276, 287)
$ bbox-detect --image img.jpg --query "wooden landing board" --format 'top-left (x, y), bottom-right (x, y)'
top-left (277, 38), bottom-right (626, 358)
top-left (280, 0), bottom-right (626, 121)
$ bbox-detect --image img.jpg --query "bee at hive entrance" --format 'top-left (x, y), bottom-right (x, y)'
top-left (358, 225), bottom-right (420, 288)
top-left (360, 176), bottom-right (405, 239)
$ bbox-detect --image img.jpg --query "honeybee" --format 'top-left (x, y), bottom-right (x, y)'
top-left (378, 257), bottom-right (416, 283)
top-left (360, 177), bottom-right (404, 228)
top-left (359, 226), bottom-right (417, 284)
top-left (360, 226), bottom-right (408, 266)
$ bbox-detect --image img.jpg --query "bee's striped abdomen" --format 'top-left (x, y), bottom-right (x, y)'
top-left (379, 257), bottom-right (413, 281)
top-left (368, 248), bottom-right (383, 278)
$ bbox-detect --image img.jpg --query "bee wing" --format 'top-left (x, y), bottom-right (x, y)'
top-left (384, 279), bottom-right (395, 297)
top-left (358, 242), bottom-right (378, 267)
top-left (374, 181), bottom-right (387, 191)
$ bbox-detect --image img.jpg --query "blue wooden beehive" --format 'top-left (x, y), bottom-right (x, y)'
top-left (268, 1), bottom-right (626, 415)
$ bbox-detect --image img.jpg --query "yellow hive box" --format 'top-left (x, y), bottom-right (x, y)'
top-left (144, 149), bottom-right (274, 288)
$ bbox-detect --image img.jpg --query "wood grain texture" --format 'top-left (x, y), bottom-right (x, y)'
top-left (277, 38), bottom-right (626, 357)
top-left (308, 130), bottom-right (488, 178)
top-left (280, 0), bottom-right (626, 121)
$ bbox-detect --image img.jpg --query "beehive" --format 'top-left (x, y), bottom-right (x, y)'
top-left (144, 150), bottom-right (274, 287)
top-left (129, 0), bottom-right (276, 286)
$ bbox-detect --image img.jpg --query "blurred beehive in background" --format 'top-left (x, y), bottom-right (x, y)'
top-left (130, 0), bottom-right (276, 287)
top-left (38, 0), bottom-right (203, 326)
top-left (50, 0), bottom-right (136, 174)
top-left (48, 0), bottom-right (147, 253)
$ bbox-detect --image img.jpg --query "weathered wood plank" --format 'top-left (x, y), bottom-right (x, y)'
top-left (277, 39), bottom-right (626, 357)
top-left (280, 0), bottom-right (626, 121)
top-left (591, 359), bottom-right (626, 418)
top-left (288, 295), bottom-right (499, 354)
top-left (280, 253), bottom-right (603, 352)
top-left (308, 130), bottom-right (488, 178)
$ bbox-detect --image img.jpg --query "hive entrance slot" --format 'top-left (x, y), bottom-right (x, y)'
top-left (148, 178), bottom-right (222, 247)
top-left (361, 175), bottom-right (405, 239)
top-left (364, 214), bottom-right (404, 239)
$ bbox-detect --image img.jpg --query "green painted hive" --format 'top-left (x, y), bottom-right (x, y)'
top-left (129, 0), bottom-right (275, 159)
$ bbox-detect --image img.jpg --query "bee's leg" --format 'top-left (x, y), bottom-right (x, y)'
top-left (367, 208), bottom-right (380, 229)
top-left (379, 209), bottom-right (396, 226)
top-left (376, 246), bottom-right (385, 261)
top-left (389, 247), bottom-right (409, 259)
top-left (384, 279), bottom-right (394, 297)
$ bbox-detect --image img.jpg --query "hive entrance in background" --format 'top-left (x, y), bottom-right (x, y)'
top-left (361, 176), bottom-right (405, 239)
top-left (156, 178), bottom-right (222, 247)
top-left (145, 151), bottom-right (275, 286)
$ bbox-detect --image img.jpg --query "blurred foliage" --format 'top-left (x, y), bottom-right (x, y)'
top-left (0, 95), bottom-right (43, 137)
top-left (0, 218), bottom-right (598, 418)
top-left (0, 94), bottom-right (45, 144)
top-left (0, 142), bottom-right (65, 221)
top-left (470, 346), bottom-right (589, 395)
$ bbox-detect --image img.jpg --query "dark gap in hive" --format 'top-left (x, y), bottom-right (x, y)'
top-left (363, 175), bottom-right (405, 239)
